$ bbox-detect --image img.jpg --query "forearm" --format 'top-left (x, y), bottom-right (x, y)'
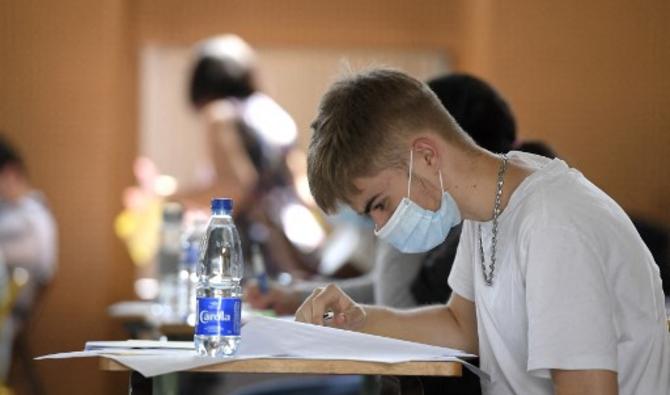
top-left (294, 286), bottom-right (477, 354)
top-left (360, 304), bottom-right (478, 353)
top-left (552, 370), bottom-right (618, 395)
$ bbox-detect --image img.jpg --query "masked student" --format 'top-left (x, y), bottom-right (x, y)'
top-left (296, 69), bottom-right (670, 395)
top-left (245, 73), bottom-right (517, 318)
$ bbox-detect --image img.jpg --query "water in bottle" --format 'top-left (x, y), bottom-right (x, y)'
top-left (195, 198), bottom-right (244, 357)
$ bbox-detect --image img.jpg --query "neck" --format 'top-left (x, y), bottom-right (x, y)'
top-left (441, 146), bottom-right (531, 222)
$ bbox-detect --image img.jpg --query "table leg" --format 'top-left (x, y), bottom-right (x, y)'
top-left (373, 376), bottom-right (424, 395)
top-left (129, 371), bottom-right (151, 395)
top-left (153, 373), bottom-right (179, 395)
top-left (128, 372), bottom-right (179, 395)
top-left (361, 375), bottom-right (382, 395)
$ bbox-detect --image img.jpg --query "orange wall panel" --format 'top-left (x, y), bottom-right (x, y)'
top-left (0, 0), bottom-right (136, 393)
top-left (0, 1), bottom-right (667, 393)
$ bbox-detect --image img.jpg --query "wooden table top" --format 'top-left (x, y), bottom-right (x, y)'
top-left (99, 356), bottom-right (463, 377)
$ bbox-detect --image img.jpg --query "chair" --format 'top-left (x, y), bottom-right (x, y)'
top-left (6, 269), bottom-right (48, 395)
top-left (0, 269), bottom-right (26, 394)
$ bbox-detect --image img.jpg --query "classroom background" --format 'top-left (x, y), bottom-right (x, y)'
top-left (1, 1), bottom-right (669, 394)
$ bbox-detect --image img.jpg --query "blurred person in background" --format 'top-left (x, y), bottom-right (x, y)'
top-left (117, 35), bottom-right (376, 308)
top-left (184, 34), bottom-right (362, 282)
top-left (0, 258), bottom-right (11, 391)
top-left (187, 34), bottom-right (309, 273)
top-left (0, 135), bottom-right (57, 386)
top-left (516, 140), bottom-right (558, 159)
top-left (187, 34), bottom-right (297, 210)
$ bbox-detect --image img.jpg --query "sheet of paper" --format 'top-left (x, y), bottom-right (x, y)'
top-left (38, 316), bottom-right (482, 379)
top-left (85, 340), bottom-right (193, 351)
top-left (37, 348), bottom-right (192, 359)
top-left (239, 316), bottom-right (476, 362)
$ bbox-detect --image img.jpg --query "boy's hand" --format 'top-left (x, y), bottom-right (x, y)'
top-left (294, 284), bottom-right (366, 330)
top-left (244, 281), bottom-right (302, 316)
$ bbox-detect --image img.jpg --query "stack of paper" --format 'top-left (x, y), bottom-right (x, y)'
top-left (38, 316), bottom-right (479, 378)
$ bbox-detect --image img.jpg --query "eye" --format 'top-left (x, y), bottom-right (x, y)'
top-left (373, 198), bottom-right (385, 212)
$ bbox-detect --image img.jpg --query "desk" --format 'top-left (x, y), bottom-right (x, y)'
top-left (158, 323), bottom-right (194, 338)
top-left (101, 357), bottom-right (462, 376)
top-left (108, 301), bottom-right (161, 339)
top-left (100, 356), bottom-right (463, 395)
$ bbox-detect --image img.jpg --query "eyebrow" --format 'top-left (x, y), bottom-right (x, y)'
top-left (362, 193), bottom-right (381, 216)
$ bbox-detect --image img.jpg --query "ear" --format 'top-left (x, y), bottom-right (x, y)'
top-left (411, 137), bottom-right (441, 173)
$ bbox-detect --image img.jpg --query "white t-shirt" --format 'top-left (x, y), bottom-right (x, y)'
top-left (0, 192), bottom-right (57, 283)
top-left (448, 152), bottom-right (670, 394)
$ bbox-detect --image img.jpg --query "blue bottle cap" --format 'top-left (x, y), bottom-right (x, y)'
top-left (211, 198), bottom-right (233, 214)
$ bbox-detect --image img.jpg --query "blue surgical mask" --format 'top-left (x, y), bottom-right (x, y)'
top-left (374, 150), bottom-right (461, 253)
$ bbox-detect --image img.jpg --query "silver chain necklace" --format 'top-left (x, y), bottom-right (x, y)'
top-left (478, 154), bottom-right (509, 286)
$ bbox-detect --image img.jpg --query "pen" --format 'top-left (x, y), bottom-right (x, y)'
top-left (256, 272), bottom-right (269, 294)
top-left (251, 244), bottom-right (269, 294)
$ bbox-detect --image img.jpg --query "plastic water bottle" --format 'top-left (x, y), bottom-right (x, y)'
top-left (157, 203), bottom-right (183, 320)
top-left (195, 198), bottom-right (243, 357)
top-left (177, 217), bottom-right (207, 325)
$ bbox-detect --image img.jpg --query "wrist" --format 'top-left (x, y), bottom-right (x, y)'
top-left (358, 305), bottom-right (389, 334)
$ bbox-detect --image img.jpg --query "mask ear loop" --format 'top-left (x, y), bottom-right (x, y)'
top-left (410, 149), bottom-right (445, 198)
top-left (408, 149), bottom-right (414, 199)
top-left (438, 169), bottom-right (445, 195)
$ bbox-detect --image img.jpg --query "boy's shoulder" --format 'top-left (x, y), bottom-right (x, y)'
top-left (507, 152), bottom-right (624, 234)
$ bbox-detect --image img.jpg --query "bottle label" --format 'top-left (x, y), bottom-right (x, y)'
top-left (195, 297), bottom-right (241, 336)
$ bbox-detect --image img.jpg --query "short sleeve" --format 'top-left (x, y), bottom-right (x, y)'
top-left (448, 221), bottom-right (475, 301)
top-left (525, 225), bottom-right (618, 378)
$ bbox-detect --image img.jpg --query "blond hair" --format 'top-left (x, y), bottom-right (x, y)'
top-left (308, 69), bottom-right (473, 213)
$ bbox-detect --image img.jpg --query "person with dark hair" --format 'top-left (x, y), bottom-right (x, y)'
top-left (0, 136), bottom-right (57, 286)
top-left (190, 44), bottom-right (256, 107)
top-left (516, 140), bottom-right (558, 159)
top-left (427, 74), bottom-right (516, 154)
top-left (0, 135), bottom-right (57, 382)
top-left (188, 35), bottom-right (297, 203)
top-left (182, 35), bottom-right (334, 280)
